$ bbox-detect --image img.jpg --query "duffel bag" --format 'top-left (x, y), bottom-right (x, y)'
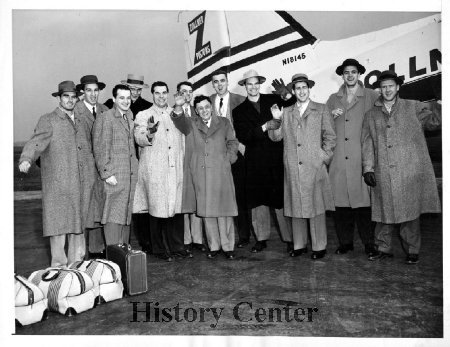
top-left (15, 274), bottom-right (48, 326)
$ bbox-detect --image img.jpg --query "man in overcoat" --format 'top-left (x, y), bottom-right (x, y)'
top-left (361, 70), bottom-right (441, 264)
top-left (176, 81), bottom-right (205, 254)
top-left (233, 69), bottom-right (295, 253)
top-left (326, 59), bottom-right (379, 258)
top-left (133, 81), bottom-right (187, 261)
top-left (19, 81), bottom-right (97, 267)
top-left (93, 84), bottom-right (138, 246)
top-left (209, 70), bottom-right (250, 248)
top-left (171, 94), bottom-right (239, 259)
top-left (75, 75), bottom-right (109, 258)
top-left (269, 74), bottom-right (336, 260)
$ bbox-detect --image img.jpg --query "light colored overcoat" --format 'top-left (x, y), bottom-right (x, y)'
top-left (326, 82), bottom-right (379, 208)
top-left (172, 113), bottom-right (239, 217)
top-left (19, 107), bottom-right (98, 236)
top-left (93, 106), bottom-right (138, 225)
top-left (133, 105), bottom-right (185, 218)
top-left (269, 101), bottom-right (336, 218)
top-left (361, 97), bottom-right (441, 223)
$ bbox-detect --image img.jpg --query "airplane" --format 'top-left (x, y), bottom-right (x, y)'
top-left (179, 11), bottom-right (441, 104)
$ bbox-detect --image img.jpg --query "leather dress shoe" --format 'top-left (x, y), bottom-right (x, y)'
top-left (224, 251), bottom-right (235, 260)
top-left (368, 250), bottom-right (393, 261)
top-left (251, 240), bottom-right (267, 253)
top-left (405, 254), bottom-right (419, 264)
top-left (311, 249), bottom-right (327, 260)
top-left (365, 244), bottom-right (378, 257)
top-left (173, 250), bottom-right (192, 258)
top-left (286, 242), bottom-right (294, 254)
top-left (207, 251), bottom-right (219, 259)
top-left (290, 247), bottom-right (307, 257)
top-left (192, 243), bottom-right (207, 252)
top-left (335, 244), bottom-right (354, 255)
top-left (155, 252), bottom-right (173, 262)
top-left (237, 239), bottom-right (250, 248)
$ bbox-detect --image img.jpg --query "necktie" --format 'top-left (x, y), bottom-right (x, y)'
top-left (92, 106), bottom-right (96, 118)
top-left (184, 105), bottom-right (189, 116)
top-left (219, 98), bottom-right (223, 116)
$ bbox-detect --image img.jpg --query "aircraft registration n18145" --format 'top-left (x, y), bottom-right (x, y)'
top-left (179, 11), bottom-right (441, 103)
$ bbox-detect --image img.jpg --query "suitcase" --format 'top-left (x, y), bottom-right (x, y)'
top-left (106, 244), bottom-right (148, 296)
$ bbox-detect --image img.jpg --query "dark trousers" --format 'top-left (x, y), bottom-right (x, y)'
top-left (232, 154), bottom-right (253, 242)
top-left (333, 207), bottom-right (375, 246)
top-left (104, 223), bottom-right (130, 245)
top-left (133, 213), bottom-right (151, 251)
top-left (149, 214), bottom-right (185, 255)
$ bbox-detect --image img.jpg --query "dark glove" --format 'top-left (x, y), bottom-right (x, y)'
top-left (147, 116), bottom-right (160, 141)
top-left (266, 119), bottom-right (282, 130)
top-left (271, 78), bottom-right (290, 99)
top-left (363, 172), bottom-right (376, 187)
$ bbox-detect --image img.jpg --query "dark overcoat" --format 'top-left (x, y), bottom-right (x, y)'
top-left (93, 107), bottom-right (138, 225)
top-left (233, 93), bottom-right (293, 209)
top-left (361, 98), bottom-right (441, 223)
top-left (19, 108), bottom-right (98, 236)
top-left (172, 113), bottom-right (239, 217)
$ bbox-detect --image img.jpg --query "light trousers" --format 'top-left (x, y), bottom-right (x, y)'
top-left (251, 205), bottom-right (292, 243)
top-left (375, 218), bottom-right (421, 254)
top-left (204, 217), bottom-right (235, 252)
top-left (184, 213), bottom-right (203, 245)
top-left (288, 213), bottom-right (327, 251)
top-left (49, 233), bottom-right (85, 267)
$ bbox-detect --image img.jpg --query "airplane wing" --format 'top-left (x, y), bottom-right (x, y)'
top-left (180, 11), bottom-right (441, 103)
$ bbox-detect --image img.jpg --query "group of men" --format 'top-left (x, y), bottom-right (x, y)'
top-left (19, 57), bottom-right (441, 267)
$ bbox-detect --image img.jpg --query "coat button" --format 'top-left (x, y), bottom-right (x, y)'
top-left (78, 146), bottom-right (81, 149)
top-left (299, 161), bottom-right (302, 165)
top-left (388, 145), bottom-right (392, 148)
top-left (166, 129), bottom-right (169, 131)
top-left (168, 146), bottom-right (171, 149)
top-left (345, 138), bottom-right (348, 141)
top-left (387, 125), bottom-right (391, 128)
top-left (345, 119), bottom-right (349, 122)
top-left (297, 144), bottom-right (301, 147)
top-left (345, 156), bottom-right (348, 159)
top-left (205, 153), bottom-right (208, 156)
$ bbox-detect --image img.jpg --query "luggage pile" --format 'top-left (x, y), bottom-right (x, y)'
top-left (14, 243), bottom-right (148, 326)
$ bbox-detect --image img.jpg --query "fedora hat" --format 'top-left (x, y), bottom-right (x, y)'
top-left (51, 81), bottom-right (81, 97)
top-left (335, 58), bottom-right (366, 76)
top-left (373, 70), bottom-right (404, 88)
top-left (76, 75), bottom-right (106, 91)
top-left (287, 73), bottom-right (315, 90)
top-left (238, 69), bottom-right (266, 86)
top-left (121, 74), bottom-right (149, 89)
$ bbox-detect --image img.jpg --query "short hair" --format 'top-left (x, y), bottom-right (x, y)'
top-left (193, 95), bottom-right (212, 109)
top-left (112, 84), bottom-right (130, 98)
top-left (151, 81), bottom-right (169, 94)
top-left (211, 69), bottom-right (228, 81)
top-left (177, 81), bottom-right (193, 92)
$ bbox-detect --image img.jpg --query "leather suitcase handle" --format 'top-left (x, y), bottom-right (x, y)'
top-left (15, 275), bottom-right (34, 305)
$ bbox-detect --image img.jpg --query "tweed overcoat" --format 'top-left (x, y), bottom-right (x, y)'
top-left (326, 82), bottom-right (379, 208)
top-left (269, 101), bottom-right (336, 218)
top-left (93, 106), bottom-right (138, 225)
top-left (233, 93), bottom-right (294, 209)
top-left (74, 101), bottom-right (109, 226)
top-left (19, 107), bottom-right (98, 237)
top-left (133, 105), bottom-right (185, 218)
top-left (361, 97), bottom-right (441, 223)
top-left (171, 113), bottom-right (239, 217)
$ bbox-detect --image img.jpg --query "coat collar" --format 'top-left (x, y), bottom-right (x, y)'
top-left (113, 106), bottom-right (133, 132)
top-left (374, 96), bottom-right (402, 116)
top-left (195, 114), bottom-right (221, 137)
top-left (300, 100), bottom-right (318, 119)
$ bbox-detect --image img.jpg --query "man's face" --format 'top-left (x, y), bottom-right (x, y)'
top-left (245, 77), bottom-right (261, 98)
top-left (212, 74), bottom-right (228, 96)
top-left (113, 89), bottom-right (132, 113)
top-left (129, 87), bottom-right (142, 102)
top-left (58, 92), bottom-right (78, 111)
top-left (195, 99), bottom-right (212, 121)
top-left (293, 81), bottom-right (310, 103)
top-left (153, 86), bottom-right (168, 108)
top-left (83, 83), bottom-right (99, 106)
top-left (179, 84), bottom-right (193, 104)
top-left (379, 79), bottom-right (399, 102)
top-left (342, 66), bottom-right (360, 87)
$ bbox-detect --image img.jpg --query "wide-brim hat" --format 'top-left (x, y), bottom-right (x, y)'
top-left (373, 70), bottom-right (404, 89)
top-left (51, 81), bottom-right (82, 97)
top-left (336, 58), bottom-right (366, 76)
top-left (121, 74), bottom-right (149, 89)
top-left (238, 69), bottom-right (266, 86)
top-left (287, 73), bottom-right (315, 90)
top-left (76, 75), bottom-right (106, 91)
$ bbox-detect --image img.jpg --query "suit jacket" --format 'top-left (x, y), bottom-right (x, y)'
top-left (210, 92), bottom-right (246, 125)
top-left (93, 106), bottom-right (138, 225)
